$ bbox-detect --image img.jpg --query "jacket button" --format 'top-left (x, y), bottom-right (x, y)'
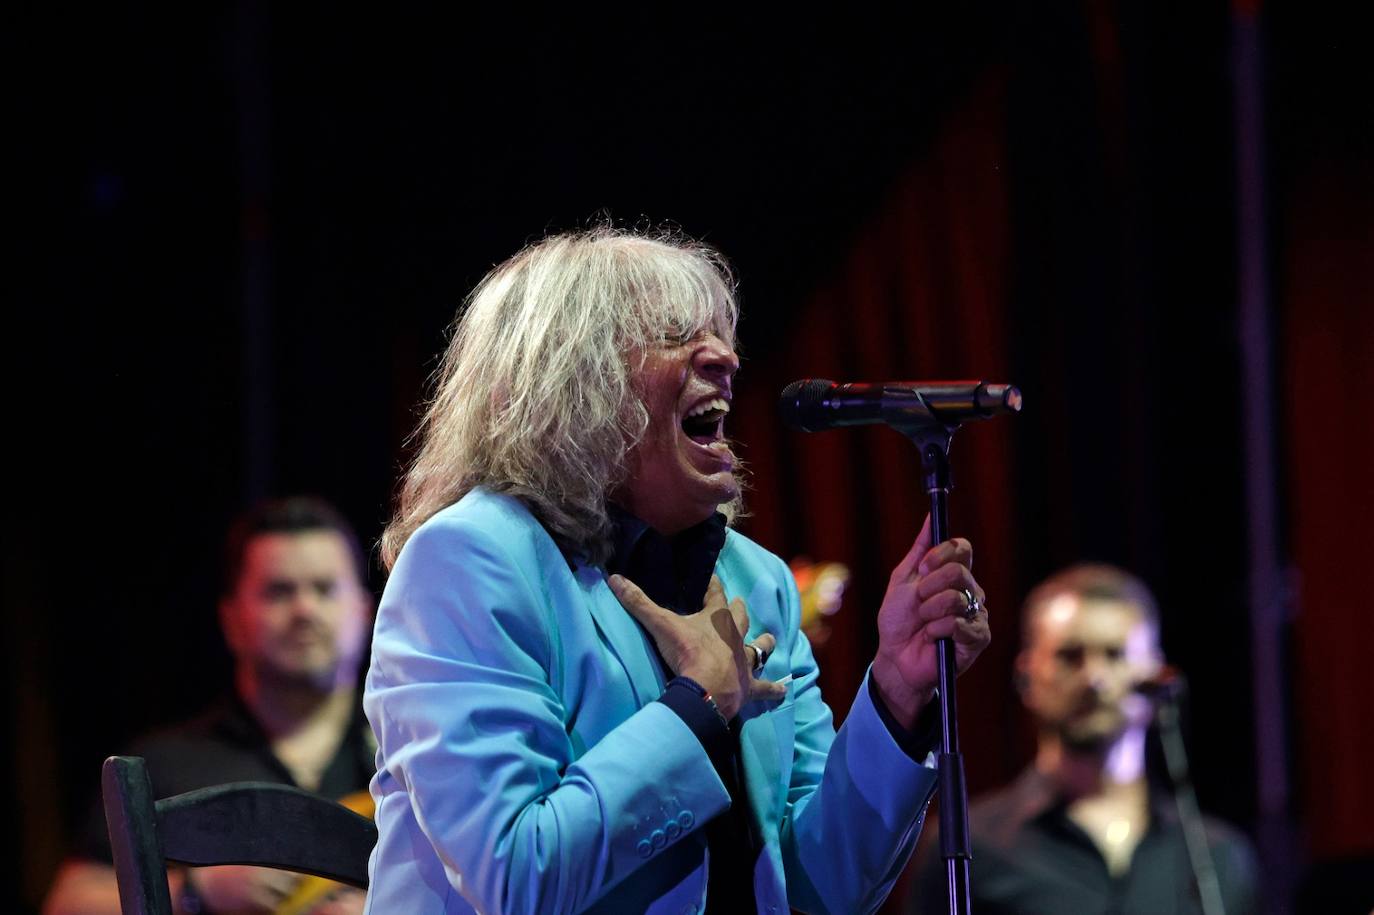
top-left (637, 839), bottom-right (653, 858)
top-left (665, 820), bottom-right (682, 840)
top-left (650, 829), bottom-right (667, 849)
top-left (678, 810), bottom-right (695, 830)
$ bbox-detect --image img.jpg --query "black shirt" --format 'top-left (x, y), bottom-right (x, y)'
top-left (605, 507), bottom-right (758, 914)
top-left (907, 766), bottom-right (1259, 915)
top-left (76, 690), bottom-right (376, 863)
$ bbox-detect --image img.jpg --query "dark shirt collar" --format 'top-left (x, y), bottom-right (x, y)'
top-left (210, 688), bottom-right (273, 748)
top-left (210, 687), bottom-right (374, 787)
top-left (1008, 763), bottom-right (1176, 831)
top-left (605, 504), bottom-right (728, 615)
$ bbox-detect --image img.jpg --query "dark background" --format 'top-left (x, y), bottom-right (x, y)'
top-left (9, 3), bottom-right (1372, 912)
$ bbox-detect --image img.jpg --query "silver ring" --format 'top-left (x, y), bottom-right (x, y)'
top-left (961, 588), bottom-right (983, 621)
top-left (749, 642), bottom-right (770, 675)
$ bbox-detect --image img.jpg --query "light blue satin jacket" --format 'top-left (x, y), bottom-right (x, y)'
top-left (363, 489), bottom-right (938, 914)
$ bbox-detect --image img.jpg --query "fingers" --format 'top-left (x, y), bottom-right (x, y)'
top-left (917, 537), bottom-right (973, 576)
top-left (745, 633), bottom-right (787, 700)
top-left (313, 888), bottom-right (368, 915)
top-left (614, 571), bottom-right (791, 706)
top-left (193, 864), bottom-right (297, 911)
top-left (918, 584), bottom-right (989, 625)
top-left (729, 596), bottom-right (750, 639)
top-left (744, 632), bottom-right (777, 676)
top-left (750, 676), bottom-right (789, 702)
top-left (242, 867), bottom-right (297, 909)
top-left (915, 561), bottom-right (982, 604)
top-left (921, 615), bottom-right (960, 642)
top-left (890, 517), bottom-right (973, 587)
top-left (749, 632), bottom-right (777, 661)
top-left (704, 574), bottom-right (727, 609)
top-left (890, 514), bottom-right (933, 582)
top-left (257, 867), bottom-right (298, 898)
top-left (921, 611), bottom-right (989, 644)
top-left (702, 574), bottom-right (751, 638)
top-left (608, 574), bottom-right (675, 637)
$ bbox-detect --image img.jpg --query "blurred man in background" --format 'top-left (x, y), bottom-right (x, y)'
top-left (44, 497), bottom-right (375, 915)
top-left (908, 563), bottom-right (1257, 914)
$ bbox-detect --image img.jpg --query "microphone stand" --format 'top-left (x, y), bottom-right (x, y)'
top-left (907, 426), bottom-right (973, 915)
top-left (1152, 678), bottom-right (1226, 915)
top-left (778, 377), bottom-right (1021, 915)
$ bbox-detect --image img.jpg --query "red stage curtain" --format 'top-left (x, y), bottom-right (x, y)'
top-left (735, 72), bottom-right (1025, 791)
top-left (1283, 159), bottom-right (1374, 859)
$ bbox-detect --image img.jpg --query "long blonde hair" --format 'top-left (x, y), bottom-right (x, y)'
top-left (381, 227), bottom-right (740, 569)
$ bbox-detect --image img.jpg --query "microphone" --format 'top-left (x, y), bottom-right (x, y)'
top-left (779, 378), bottom-right (1022, 433)
top-left (1133, 665), bottom-right (1187, 700)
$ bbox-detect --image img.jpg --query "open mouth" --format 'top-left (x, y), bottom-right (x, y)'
top-left (681, 396), bottom-right (730, 446)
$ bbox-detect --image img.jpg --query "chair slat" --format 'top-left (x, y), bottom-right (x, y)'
top-left (158, 781), bottom-right (375, 887)
top-left (102, 755), bottom-right (376, 915)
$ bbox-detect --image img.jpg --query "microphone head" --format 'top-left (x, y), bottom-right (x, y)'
top-left (1133, 665), bottom-right (1186, 700)
top-left (981, 384), bottom-right (1024, 415)
top-left (779, 379), bottom-right (837, 432)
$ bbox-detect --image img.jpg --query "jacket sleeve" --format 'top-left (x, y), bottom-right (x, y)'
top-left (772, 553), bottom-right (940, 915)
top-left (364, 514), bottom-right (731, 915)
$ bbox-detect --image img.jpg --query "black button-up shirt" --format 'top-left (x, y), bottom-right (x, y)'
top-left (908, 766), bottom-right (1259, 915)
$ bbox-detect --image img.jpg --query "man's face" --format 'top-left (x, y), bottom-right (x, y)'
top-left (1018, 595), bottom-right (1159, 750)
top-left (618, 330), bottom-right (740, 534)
top-left (221, 531), bottom-right (370, 690)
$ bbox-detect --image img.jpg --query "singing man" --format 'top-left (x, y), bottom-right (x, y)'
top-left (363, 227), bottom-right (992, 913)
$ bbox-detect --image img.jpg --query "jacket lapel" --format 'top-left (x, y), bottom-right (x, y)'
top-left (579, 565), bottom-right (667, 706)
